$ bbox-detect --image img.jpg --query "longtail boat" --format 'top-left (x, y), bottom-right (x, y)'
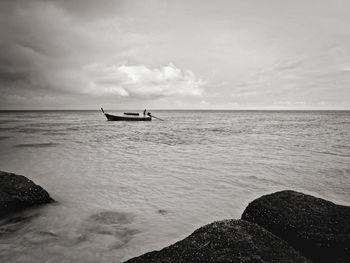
top-left (101, 108), bottom-right (152, 121)
top-left (124, 112), bottom-right (139, 116)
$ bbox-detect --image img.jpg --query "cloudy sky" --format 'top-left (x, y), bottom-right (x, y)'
top-left (0, 0), bottom-right (349, 110)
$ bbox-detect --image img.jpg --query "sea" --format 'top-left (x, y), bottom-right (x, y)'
top-left (0, 110), bottom-right (349, 262)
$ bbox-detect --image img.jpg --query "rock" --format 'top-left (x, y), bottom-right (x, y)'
top-left (0, 171), bottom-right (53, 218)
top-left (124, 219), bottom-right (310, 263)
top-left (241, 190), bottom-right (350, 263)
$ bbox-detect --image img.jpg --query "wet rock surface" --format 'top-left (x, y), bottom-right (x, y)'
top-left (242, 190), bottom-right (350, 263)
top-left (125, 219), bottom-right (310, 263)
top-left (0, 171), bottom-right (53, 218)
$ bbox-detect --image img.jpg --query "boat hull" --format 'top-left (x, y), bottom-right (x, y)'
top-left (104, 113), bottom-right (152, 121)
top-left (124, 112), bottom-right (139, 116)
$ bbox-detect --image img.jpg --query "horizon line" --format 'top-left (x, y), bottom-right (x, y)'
top-left (0, 109), bottom-right (349, 112)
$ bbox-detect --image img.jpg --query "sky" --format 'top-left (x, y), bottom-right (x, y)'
top-left (0, 0), bottom-right (349, 110)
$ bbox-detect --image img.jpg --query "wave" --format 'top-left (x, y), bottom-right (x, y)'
top-left (14, 142), bottom-right (60, 148)
top-left (314, 151), bottom-right (350, 158)
top-left (0, 127), bottom-right (16, 131)
top-left (76, 211), bottom-right (139, 250)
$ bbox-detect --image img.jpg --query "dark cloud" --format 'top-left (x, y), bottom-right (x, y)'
top-left (47, 0), bottom-right (125, 20)
top-left (0, 0), bottom-right (205, 110)
top-left (0, 0), bottom-right (349, 109)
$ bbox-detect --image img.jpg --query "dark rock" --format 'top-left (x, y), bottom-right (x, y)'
top-left (242, 190), bottom-right (350, 263)
top-left (124, 219), bottom-right (310, 263)
top-left (0, 171), bottom-right (53, 218)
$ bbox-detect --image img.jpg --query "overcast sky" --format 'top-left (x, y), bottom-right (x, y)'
top-left (0, 0), bottom-right (349, 110)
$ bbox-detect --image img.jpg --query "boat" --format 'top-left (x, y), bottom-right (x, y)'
top-left (101, 108), bottom-right (152, 121)
top-left (124, 112), bottom-right (139, 116)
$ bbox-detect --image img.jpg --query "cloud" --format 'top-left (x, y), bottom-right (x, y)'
top-left (84, 63), bottom-right (205, 98)
top-left (0, 0), bottom-right (206, 105)
top-left (232, 91), bottom-right (258, 98)
top-left (0, 0), bottom-right (205, 109)
top-left (0, 0), bottom-right (349, 109)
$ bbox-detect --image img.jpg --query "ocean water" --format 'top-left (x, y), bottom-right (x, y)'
top-left (0, 110), bottom-right (349, 262)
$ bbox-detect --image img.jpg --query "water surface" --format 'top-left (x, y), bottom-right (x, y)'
top-left (0, 110), bottom-right (349, 262)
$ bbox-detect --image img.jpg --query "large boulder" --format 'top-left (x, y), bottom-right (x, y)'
top-left (125, 219), bottom-right (310, 263)
top-left (242, 190), bottom-right (350, 263)
top-left (0, 171), bottom-right (53, 218)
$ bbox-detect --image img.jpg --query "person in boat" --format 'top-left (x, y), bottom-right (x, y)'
top-left (147, 112), bottom-right (151, 117)
top-left (143, 109), bottom-right (147, 116)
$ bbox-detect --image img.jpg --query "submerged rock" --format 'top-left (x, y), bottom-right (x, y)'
top-left (242, 190), bottom-right (350, 263)
top-left (124, 219), bottom-right (310, 263)
top-left (0, 171), bottom-right (53, 218)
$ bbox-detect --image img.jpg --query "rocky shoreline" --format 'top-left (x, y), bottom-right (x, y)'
top-left (242, 190), bottom-right (350, 263)
top-left (0, 171), bottom-right (349, 262)
top-left (125, 219), bottom-right (311, 263)
top-left (0, 171), bottom-right (54, 219)
top-left (126, 190), bottom-right (350, 263)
